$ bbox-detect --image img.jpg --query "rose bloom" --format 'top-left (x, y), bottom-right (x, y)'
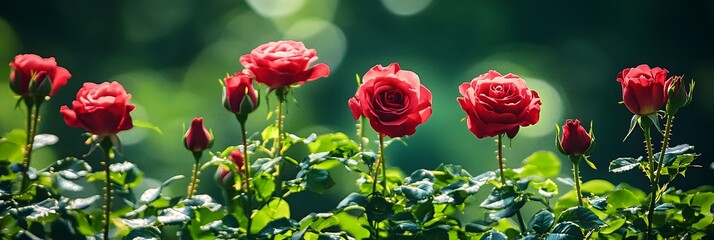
top-left (9, 54), bottom-right (72, 97)
top-left (184, 117), bottom-right (213, 152)
top-left (240, 40), bottom-right (330, 89)
top-left (617, 64), bottom-right (672, 115)
top-left (348, 63), bottom-right (432, 138)
top-left (223, 73), bottom-right (259, 116)
top-left (60, 82), bottom-right (135, 136)
top-left (457, 70), bottom-right (541, 139)
top-left (559, 119), bottom-right (592, 156)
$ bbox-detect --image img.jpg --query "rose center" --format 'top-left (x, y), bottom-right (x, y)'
top-left (490, 84), bottom-right (507, 97)
top-left (385, 90), bottom-right (403, 104)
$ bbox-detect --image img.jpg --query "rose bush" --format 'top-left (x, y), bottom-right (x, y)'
top-left (348, 62), bottom-right (432, 138)
top-left (9, 53), bottom-right (72, 98)
top-left (59, 81), bottom-right (135, 136)
top-left (617, 64), bottom-right (671, 115)
top-left (239, 40), bottom-right (330, 89)
top-left (457, 70), bottom-right (541, 139)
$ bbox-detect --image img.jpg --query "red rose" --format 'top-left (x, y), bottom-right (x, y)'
top-left (223, 73), bottom-right (259, 117)
top-left (60, 82), bottom-right (135, 136)
top-left (9, 54), bottom-right (72, 98)
top-left (559, 119), bottom-right (592, 156)
top-left (239, 40), bottom-right (330, 89)
top-left (617, 64), bottom-right (672, 115)
top-left (348, 63), bottom-right (432, 138)
top-left (184, 117), bottom-right (213, 152)
top-left (457, 70), bottom-right (541, 139)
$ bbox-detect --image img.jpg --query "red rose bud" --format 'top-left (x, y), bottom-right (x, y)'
top-left (348, 63), bottom-right (432, 138)
top-left (215, 150), bottom-right (245, 189)
top-left (60, 82), bottom-right (134, 136)
top-left (617, 64), bottom-right (672, 115)
top-left (9, 54), bottom-right (72, 98)
top-left (559, 119), bottom-right (592, 156)
top-left (229, 150), bottom-right (245, 170)
top-left (240, 40), bottom-right (330, 90)
top-left (184, 117), bottom-right (213, 152)
top-left (223, 73), bottom-right (259, 119)
top-left (457, 70), bottom-right (541, 139)
top-left (665, 75), bottom-right (694, 115)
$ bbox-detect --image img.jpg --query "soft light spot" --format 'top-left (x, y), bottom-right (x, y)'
top-left (381, 0), bottom-right (432, 16)
top-left (246, 0), bottom-right (307, 18)
top-left (283, 18), bottom-right (347, 71)
top-left (519, 78), bottom-right (563, 138)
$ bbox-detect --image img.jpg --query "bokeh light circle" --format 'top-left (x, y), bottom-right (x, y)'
top-left (283, 18), bottom-right (347, 71)
top-left (381, 0), bottom-right (432, 16)
top-left (246, 0), bottom-right (307, 18)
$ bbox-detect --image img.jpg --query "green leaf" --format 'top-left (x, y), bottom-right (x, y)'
top-left (262, 125), bottom-right (279, 141)
top-left (481, 186), bottom-right (517, 210)
top-left (304, 169), bottom-right (336, 194)
top-left (124, 226), bottom-right (161, 239)
top-left (46, 157), bottom-right (92, 180)
top-left (692, 192), bottom-right (714, 213)
top-left (599, 218), bottom-right (625, 234)
top-left (69, 195), bottom-right (100, 210)
top-left (12, 199), bottom-right (59, 222)
top-left (606, 189), bottom-right (640, 209)
top-left (258, 217), bottom-right (299, 238)
top-left (253, 172), bottom-right (276, 202)
top-left (157, 208), bottom-right (191, 225)
top-left (395, 169), bottom-right (435, 203)
top-left (489, 199), bottom-right (525, 220)
top-left (546, 222), bottom-right (583, 240)
top-left (139, 175), bottom-right (184, 204)
top-left (609, 157), bottom-right (642, 173)
top-left (32, 134), bottom-right (58, 150)
top-left (528, 210), bottom-right (555, 234)
top-left (519, 151), bottom-right (561, 178)
top-left (133, 120), bottom-right (163, 134)
top-left (654, 144), bottom-right (694, 165)
top-left (252, 198), bottom-right (291, 234)
top-left (480, 229), bottom-right (507, 240)
top-left (532, 179), bottom-right (559, 198)
top-left (557, 206), bottom-right (605, 230)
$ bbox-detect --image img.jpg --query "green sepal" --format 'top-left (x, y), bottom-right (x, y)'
top-left (623, 115), bottom-right (639, 142)
top-left (555, 123), bottom-right (566, 155)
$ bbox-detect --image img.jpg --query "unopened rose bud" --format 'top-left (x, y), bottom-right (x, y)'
top-left (223, 73), bottom-right (259, 122)
top-left (558, 119), bottom-right (593, 156)
top-left (666, 76), bottom-right (694, 115)
top-left (183, 117), bottom-right (213, 152)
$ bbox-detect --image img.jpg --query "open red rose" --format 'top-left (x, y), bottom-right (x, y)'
top-left (9, 54), bottom-right (72, 98)
top-left (60, 82), bottom-right (135, 136)
top-left (239, 40), bottom-right (330, 89)
top-left (348, 63), bottom-right (432, 138)
top-left (617, 64), bottom-right (671, 115)
top-left (457, 70), bottom-right (541, 139)
top-left (559, 119), bottom-right (592, 156)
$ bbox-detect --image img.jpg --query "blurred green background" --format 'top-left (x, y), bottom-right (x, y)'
top-left (1, 0), bottom-right (713, 226)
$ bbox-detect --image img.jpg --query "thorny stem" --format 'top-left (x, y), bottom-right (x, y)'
top-left (187, 154), bottom-right (201, 199)
top-left (573, 159), bottom-right (583, 206)
top-left (20, 102), bottom-right (41, 192)
top-left (359, 116), bottom-right (366, 157)
top-left (647, 115), bottom-right (674, 238)
top-left (379, 135), bottom-right (386, 194)
top-left (371, 135), bottom-right (386, 194)
top-left (496, 134), bottom-right (526, 234)
top-left (240, 121), bottom-right (254, 238)
top-left (100, 138), bottom-right (114, 240)
top-left (643, 124), bottom-right (655, 239)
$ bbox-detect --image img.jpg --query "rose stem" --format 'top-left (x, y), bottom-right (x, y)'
top-left (20, 101), bottom-right (41, 191)
top-left (240, 120), bottom-right (253, 238)
top-left (370, 134), bottom-right (386, 195)
top-left (642, 120), bottom-right (656, 239)
top-left (497, 134), bottom-right (527, 234)
top-left (187, 152), bottom-right (201, 199)
top-left (647, 115), bottom-right (673, 238)
top-left (100, 138), bottom-right (114, 240)
top-left (573, 157), bottom-right (583, 206)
